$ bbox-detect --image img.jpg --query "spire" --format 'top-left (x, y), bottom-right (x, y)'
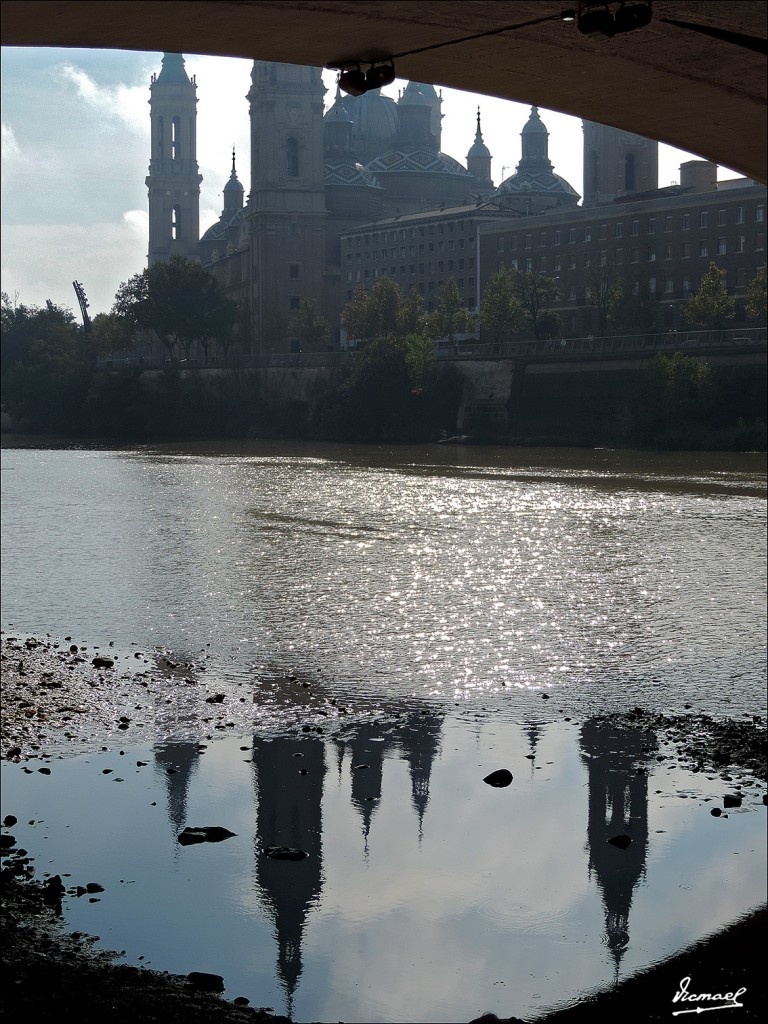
top-left (223, 146), bottom-right (244, 212)
top-left (155, 52), bottom-right (191, 85)
top-left (467, 106), bottom-right (493, 192)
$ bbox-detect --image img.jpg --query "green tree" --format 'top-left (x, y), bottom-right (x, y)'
top-left (585, 262), bottom-right (624, 336)
top-left (610, 275), bottom-right (658, 333)
top-left (511, 269), bottom-right (560, 339)
top-left (290, 298), bottom-right (330, 352)
top-left (87, 312), bottom-right (136, 362)
top-left (427, 278), bottom-right (475, 344)
top-left (112, 256), bottom-right (236, 361)
top-left (341, 279), bottom-right (424, 344)
top-left (635, 351), bottom-right (716, 443)
top-left (480, 268), bottom-right (526, 343)
top-left (1, 293), bottom-right (89, 431)
top-left (745, 265), bottom-right (767, 325)
top-left (682, 262), bottom-right (736, 330)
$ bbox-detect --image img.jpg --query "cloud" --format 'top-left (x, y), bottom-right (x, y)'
top-left (1, 121), bottom-right (22, 186)
top-left (1, 218), bottom-right (148, 315)
top-left (54, 62), bottom-right (149, 135)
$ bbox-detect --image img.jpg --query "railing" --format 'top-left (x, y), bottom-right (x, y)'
top-left (432, 327), bottom-right (767, 361)
top-left (98, 328), bottom-right (766, 371)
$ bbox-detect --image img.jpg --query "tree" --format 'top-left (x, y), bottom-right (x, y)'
top-left (585, 262), bottom-right (624, 336)
top-left (289, 298), bottom-right (330, 352)
top-left (511, 269), bottom-right (560, 339)
top-left (112, 256), bottom-right (236, 361)
top-left (427, 278), bottom-right (475, 344)
top-left (745, 265), bottom-right (767, 326)
top-left (682, 262), bottom-right (736, 330)
top-left (88, 312), bottom-right (136, 362)
top-left (610, 275), bottom-right (658, 333)
top-left (480, 268), bottom-right (526, 343)
top-left (341, 279), bottom-right (424, 345)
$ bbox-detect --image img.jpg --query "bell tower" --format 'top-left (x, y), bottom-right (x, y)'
top-left (582, 121), bottom-right (658, 207)
top-left (246, 61), bottom-right (327, 353)
top-left (146, 53), bottom-right (202, 266)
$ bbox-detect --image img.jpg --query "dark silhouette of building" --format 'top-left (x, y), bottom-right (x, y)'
top-left (579, 719), bottom-right (656, 976)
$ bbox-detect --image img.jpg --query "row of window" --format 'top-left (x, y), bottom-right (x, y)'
top-left (347, 257), bottom-right (475, 282)
top-left (496, 233), bottom-right (765, 274)
top-left (346, 221), bottom-right (476, 248)
top-left (559, 267), bottom-right (751, 304)
top-left (347, 236), bottom-right (476, 261)
top-left (343, 288), bottom-right (476, 311)
top-left (494, 205), bottom-right (765, 251)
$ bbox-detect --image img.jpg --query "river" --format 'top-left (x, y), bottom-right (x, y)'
top-left (1, 439), bottom-right (766, 1022)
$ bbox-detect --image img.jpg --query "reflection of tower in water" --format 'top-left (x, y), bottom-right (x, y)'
top-left (154, 740), bottom-right (202, 846)
top-left (250, 735), bottom-right (325, 1020)
top-left (250, 707), bottom-right (443, 1015)
top-left (579, 719), bottom-right (655, 975)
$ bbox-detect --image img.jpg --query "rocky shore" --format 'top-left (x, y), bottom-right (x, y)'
top-left (2, 632), bottom-right (766, 1023)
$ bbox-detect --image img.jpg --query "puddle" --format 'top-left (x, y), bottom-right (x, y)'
top-left (1, 715), bottom-right (765, 1023)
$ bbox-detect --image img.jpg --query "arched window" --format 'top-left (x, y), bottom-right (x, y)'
top-left (171, 205), bottom-right (181, 240)
top-left (286, 137), bottom-right (299, 177)
top-left (172, 117), bottom-right (181, 160)
top-left (624, 152), bottom-right (636, 192)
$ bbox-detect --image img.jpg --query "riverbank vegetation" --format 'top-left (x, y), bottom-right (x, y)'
top-left (2, 280), bottom-right (766, 450)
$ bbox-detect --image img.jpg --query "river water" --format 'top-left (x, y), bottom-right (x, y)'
top-left (1, 440), bottom-right (766, 1022)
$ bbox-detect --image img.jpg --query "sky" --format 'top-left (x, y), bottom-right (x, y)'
top-left (0, 46), bottom-right (741, 318)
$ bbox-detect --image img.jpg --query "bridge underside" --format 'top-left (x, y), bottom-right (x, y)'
top-left (1, 1), bottom-right (766, 183)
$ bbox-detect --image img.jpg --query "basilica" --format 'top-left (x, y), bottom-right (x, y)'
top-left (145, 53), bottom-right (765, 353)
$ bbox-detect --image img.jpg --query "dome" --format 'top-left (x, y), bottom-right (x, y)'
top-left (367, 149), bottom-right (472, 177)
top-left (493, 170), bottom-right (579, 202)
top-left (342, 89), bottom-right (399, 162)
top-left (324, 161), bottom-right (384, 189)
top-left (324, 87), bottom-right (353, 125)
top-left (521, 106), bottom-right (548, 134)
top-left (467, 109), bottom-right (490, 159)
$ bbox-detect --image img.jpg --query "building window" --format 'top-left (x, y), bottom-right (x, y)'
top-left (584, 226), bottom-right (592, 242)
top-left (756, 233), bottom-right (765, 251)
top-left (737, 235), bottom-right (746, 253)
top-left (699, 211), bottom-right (708, 228)
top-left (568, 255), bottom-right (576, 270)
top-left (171, 205), bottom-right (181, 239)
top-left (647, 249), bottom-right (656, 262)
top-left (569, 228), bottom-right (576, 244)
top-left (615, 222), bottom-right (624, 238)
top-left (648, 217), bottom-right (656, 234)
top-left (568, 287), bottom-right (577, 302)
top-left (171, 117), bottom-right (180, 160)
top-left (664, 243), bottom-right (673, 260)
top-left (540, 231), bottom-right (547, 245)
top-left (497, 237), bottom-right (504, 251)
top-left (539, 257), bottom-right (547, 272)
top-left (554, 256), bottom-right (561, 271)
top-left (615, 247), bottom-right (623, 264)
top-left (682, 214), bottom-right (690, 230)
top-left (286, 137), bottom-right (299, 177)
top-left (583, 256), bottom-right (591, 268)
top-left (682, 277), bottom-right (691, 296)
top-left (699, 242), bottom-right (708, 257)
top-left (717, 238), bottom-right (727, 255)
top-left (631, 219), bottom-right (640, 237)
top-left (600, 250), bottom-right (607, 266)
top-left (757, 205), bottom-right (765, 222)
top-left (289, 295), bottom-right (300, 310)
top-left (648, 277), bottom-right (657, 295)
top-left (681, 241), bottom-right (691, 258)
top-left (554, 230), bottom-right (561, 246)
top-left (599, 224), bottom-right (607, 240)
top-left (289, 263), bottom-right (300, 279)
top-left (526, 258), bottom-right (533, 272)
top-left (665, 278), bottom-right (674, 294)
top-left (631, 248), bottom-right (640, 263)
top-left (736, 267), bottom-right (747, 288)
top-left (525, 233), bottom-right (532, 248)
top-left (736, 206), bottom-right (745, 224)
top-left (664, 215), bottom-right (673, 232)
top-left (717, 209), bottom-right (726, 226)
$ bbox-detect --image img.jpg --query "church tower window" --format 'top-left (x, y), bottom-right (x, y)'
top-left (172, 117), bottom-right (181, 160)
top-left (286, 137), bottom-right (299, 177)
top-left (171, 205), bottom-right (181, 240)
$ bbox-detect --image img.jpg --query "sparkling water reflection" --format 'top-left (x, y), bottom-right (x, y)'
top-left (1, 440), bottom-right (766, 1021)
